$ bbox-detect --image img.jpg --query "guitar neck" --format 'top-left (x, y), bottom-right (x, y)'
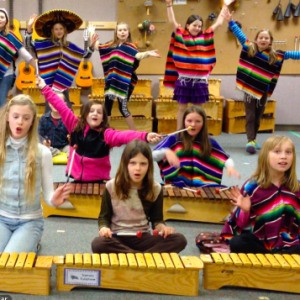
top-left (38, 0), bottom-right (43, 15)
top-left (9, 0), bottom-right (14, 27)
top-left (83, 39), bottom-right (88, 63)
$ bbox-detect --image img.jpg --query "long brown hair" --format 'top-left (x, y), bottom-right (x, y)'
top-left (180, 105), bottom-right (211, 156)
top-left (184, 14), bottom-right (203, 33)
top-left (251, 136), bottom-right (299, 192)
top-left (115, 140), bottom-right (155, 202)
top-left (248, 29), bottom-right (277, 65)
top-left (110, 22), bottom-right (133, 47)
top-left (0, 94), bottom-right (39, 200)
top-left (73, 100), bottom-right (109, 132)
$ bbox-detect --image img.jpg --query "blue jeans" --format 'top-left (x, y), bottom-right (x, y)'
top-left (0, 216), bottom-right (44, 252)
top-left (0, 74), bottom-right (15, 108)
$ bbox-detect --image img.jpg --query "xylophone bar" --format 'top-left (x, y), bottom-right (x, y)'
top-left (163, 186), bottom-right (234, 224)
top-left (42, 182), bottom-right (105, 219)
top-left (0, 252), bottom-right (53, 295)
top-left (54, 252), bottom-right (203, 296)
top-left (200, 252), bottom-right (300, 294)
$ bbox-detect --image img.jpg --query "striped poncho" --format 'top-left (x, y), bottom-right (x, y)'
top-left (221, 180), bottom-right (300, 252)
top-left (34, 39), bottom-right (84, 91)
top-left (163, 27), bottom-right (216, 88)
top-left (229, 20), bottom-right (300, 99)
top-left (154, 135), bottom-right (229, 188)
top-left (99, 42), bottom-right (139, 100)
top-left (0, 31), bottom-right (22, 80)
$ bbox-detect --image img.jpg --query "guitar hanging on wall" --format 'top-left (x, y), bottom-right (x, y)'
top-left (32, 0), bottom-right (43, 40)
top-left (75, 28), bottom-right (93, 88)
top-left (8, 0), bottom-right (22, 41)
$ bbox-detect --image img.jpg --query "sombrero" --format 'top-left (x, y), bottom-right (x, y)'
top-left (34, 9), bottom-right (83, 38)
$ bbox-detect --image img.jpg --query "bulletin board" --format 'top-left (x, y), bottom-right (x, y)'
top-left (118, 0), bottom-right (300, 75)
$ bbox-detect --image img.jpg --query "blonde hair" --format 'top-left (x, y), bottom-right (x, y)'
top-left (0, 94), bottom-right (39, 200)
top-left (251, 136), bottom-right (299, 192)
top-left (50, 22), bottom-right (69, 46)
top-left (248, 29), bottom-right (277, 65)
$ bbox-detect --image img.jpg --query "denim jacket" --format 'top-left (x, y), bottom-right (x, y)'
top-left (0, 139), bottom-right (42, 216)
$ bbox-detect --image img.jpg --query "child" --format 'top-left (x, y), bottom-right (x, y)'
top-left (36, 77), bottom-right (162, 183)
top-left (226, 13), bottom-right (300, 154)
top-left (221, 136), bottom-right (300, 254)
top-left (0, 8), bottom-right (36, 107)
top-left (0, 94), bottom-right (70, 253)
top-left (86, 22), bottom-right (161, 130)
top-left (38, 92), bottom-right (69, 157)
top-left (153, 106), bottom-right (239, 188)
top-left (163, 0), bottom-right (234, 129)
top-left (26, 10), bottom-right (84, 111)
top-left (91, 140), bottom-right (187, 253)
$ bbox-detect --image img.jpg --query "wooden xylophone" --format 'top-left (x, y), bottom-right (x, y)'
top-left (163, 186), bottom-right (234, 223)
top-left (53, 252), bottom-right (203, 296)
top-left (0, 252), bottom-right (53, 295)
top-left (200, 252), bottom-right (300, 294)
top-left (42, 182), bottom-right (105, 218)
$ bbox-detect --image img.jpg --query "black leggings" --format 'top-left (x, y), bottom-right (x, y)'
top-left (230, 233), bottom-right (300, 254)
top-left (104, 95), bottom-right (131, 118)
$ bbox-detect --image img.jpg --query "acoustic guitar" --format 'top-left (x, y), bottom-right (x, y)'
top-left (75, 29), bottom-right (93, 88)
top-left (32, 0), bottom-right (44, 41)
top-left (8, 0), bottom-right (22, 42)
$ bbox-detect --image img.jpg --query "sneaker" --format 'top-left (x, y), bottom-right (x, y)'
top-left (246, 141), bottom-right (256, 154)
top-left (253, 140), bottom-right (261, 150)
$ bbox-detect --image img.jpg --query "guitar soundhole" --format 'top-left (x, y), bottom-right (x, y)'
top-left (23, 67), bottom-right (32, 75)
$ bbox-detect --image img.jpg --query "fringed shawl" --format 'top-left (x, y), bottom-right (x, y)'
top-left (163, 27), bottom-right (216, 89)
top-left (0, 31), bottom-right (22, 80)
top-left (155, 135), bottom-right (229, 188)
top-left (99, 42), bottom-right (139, 100)
top-left (34, 39), bottom-right (84, 91)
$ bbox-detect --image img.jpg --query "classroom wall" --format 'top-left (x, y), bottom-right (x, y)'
top-left (7, 0), bottom-right (300, 125)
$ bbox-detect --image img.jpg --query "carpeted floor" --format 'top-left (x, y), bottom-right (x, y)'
top-left (7, 131), bottom-right (300, 299)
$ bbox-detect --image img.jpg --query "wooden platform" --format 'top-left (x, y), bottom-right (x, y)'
top-left (223, 99), bottom-right (276, 134)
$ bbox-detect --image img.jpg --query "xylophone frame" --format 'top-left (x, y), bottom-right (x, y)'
top-left (42, 184), bottom-right (234, 224)
top-left (163, 186), bottom-right (234, 224)
top-left (42, 182), bottom-right (104, 219)
top-left (201, 252), bottom-right (300, 294)
top-left (0, 252), bottom-right (53, 295)
top-left (54, 252), bottom-right (203, 296)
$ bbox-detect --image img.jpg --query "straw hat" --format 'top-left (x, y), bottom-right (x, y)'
top-left (34, 9), bottom-right (83, 38)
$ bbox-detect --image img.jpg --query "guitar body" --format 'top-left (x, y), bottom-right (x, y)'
top-left (76, 61), bottom-right (93, 87)
top-left (15, 61), bottom-right (36, 90)
top-left (10, 18), bottom-right (22, 42)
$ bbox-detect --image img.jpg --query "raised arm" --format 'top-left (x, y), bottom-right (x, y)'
top-left (210, 1), bottom-right (234, 31)
top-left (165, 0), bottom-right (178, 31)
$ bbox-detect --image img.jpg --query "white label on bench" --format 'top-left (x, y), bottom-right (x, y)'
top-left (64, 268), bottom-right (101, 286)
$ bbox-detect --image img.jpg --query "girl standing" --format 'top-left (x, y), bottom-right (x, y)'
top-left (226, 14), bottom-right (300, 154)
top-left (87, 22), bottom-right (161, 130)
top-left (153, 106), bottom-right (239, 188)
top-left (221, 136), bottom-right (300, 254)
top-left (26, 10), bottom-right (84, 110)
top-left (37, 77), bottom-right (162, 183)
top-left (0, 94), bottom-right (70, 253)
top-left (91, 140), bottom-right (187, 253)
top-left (163, 0), bottom-right (234, 129)
top-left (0, 8), bottom-right (35, 107)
